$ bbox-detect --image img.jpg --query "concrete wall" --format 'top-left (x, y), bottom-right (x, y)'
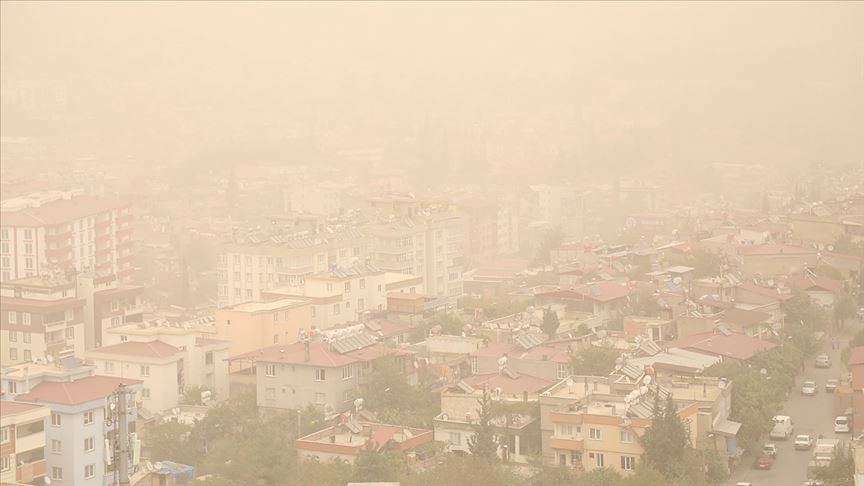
top-left (256, 361), bottom-right (359, 413)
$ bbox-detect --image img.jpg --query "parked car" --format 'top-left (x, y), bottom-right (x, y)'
top-left (770, 415), bottom-right (794, 440)
top-left (762, 443), bottom-right (778, 458)
top-left (835, 415), bottom-right (850, 433)
top-left (801, 380), bottom-right (818, 396)
top-left (736, 483), bottom-right (754, 486)
top-left (803, 481), bottom-right (825, 486)
top-left (794, 434), bottom-right (815, 450)
top-left (825, 379), bottom-right (839, 393)
top-left (754, 453), bottom-right (774, 470)
top-left (815, 354), bottom-right (832, 368)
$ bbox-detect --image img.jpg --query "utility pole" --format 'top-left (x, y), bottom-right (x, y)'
top-left (117, 384), bottom-right (130, 486)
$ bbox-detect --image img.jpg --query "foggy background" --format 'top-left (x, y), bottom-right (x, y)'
top-left (2, 1), bottom-right (863, 184)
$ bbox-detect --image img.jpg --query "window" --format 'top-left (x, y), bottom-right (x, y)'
top-left (589, 427), bottom-right (601, 440)
top-left (51, 413), bottom-right (62, 426)
top-left (140, 365), bottom-right (150, 376)
top-left (246, 289), bottom-right (253, 298)
top-left (595, 452), bottom-right (605, 468)
top-left (8, 331), bottom-right (15, 342)
top-left (51, 439), bottom-right (62, 453)
top-left (111, 301), bottom-right (120, 312)
top-left (343, 389), bottom-right (353, 402)
top-left (344, 282), bottom-right (351, 293)
top-left (66, 327), bottom-right (74, 339)
top-left (332, 303), bottom-right (340, 315)
top-left (111, 316), bottom-right (121, 327)
top-left (24, 243), bottom-right (33, 254)
top-left (357, 298), bottom-right (364, 311)
top-left (449, 431), bottom-right (461, 445)
top-left (120, 335), bottom-right (128, 342)
top-left (205, 351), bottom-right (213, 365)
top-left (342, 365), bottom-right (353, 380)
top-left (84, 437), bottom-right (94, 452)
top-left (22, 312), bottom-right (30, 325)
top-left (23, 229), bottom-right (32, 240)
top-left (570, 450), bottom-right (581, 468)
top-left (470, 357), bottom-right (478, 374)
top-left (621, 455), bottom-right (636, 471)
top-left (234, 288), bottom-right (241, 298)
top-left (52, 466), bottom-right (63, 480)
top-left (105, 361), bottom-right (114, 373)
top-left (9, 348), bottom-right (17, 361)
top-left (315, 392), bottom-right (326, 404)
top-left (83, 410), bottom-right (94, 425)
top-left (85, 464), bottom-right (95, 478)
top-left (359, 278), bottom-right (365, 289)
top-left (620, 430), bottom-right (633, 443)
top-left (0, 228), bottom-right (6, 239)
top-left (142, 388), bottom-right (151, 399)
top-left (557, 363), bottom-right (568, 380)
top-left (311, 307), bottom-right (316, 317)
top-left (558, 424), bottom-right (573, 437)
top-left (0, 455), bottom-right (8, 472)
top-left (8, 382), bottom-right (16, 394)
top-left (0, 428), bottom-right (8, 443)
top-left (345, 300), bottom-right (350, 309)
top-left (377, 284), bottom-right (382, 292)
top-left (265, 364), bottom-right (276, 377)
top-left (314, 369), bottom-right (326, 381)
top-left (23, 333), bottom-right (30, 344)
top-left (23, 350), bottom-right (31, 361)
top-left (8, 311), bottom-right (16, 324)
top-left (273, 334), bottom-right (279, 344)
top-left (265, 388), bottom-right (275, 400)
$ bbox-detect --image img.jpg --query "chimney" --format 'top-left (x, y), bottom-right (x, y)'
top-left (304, 341), bottom-right (310, 362)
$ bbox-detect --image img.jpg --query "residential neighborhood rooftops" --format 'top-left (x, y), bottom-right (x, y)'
top-left (0, 400), bottom-right (46, 417)
top-left (228, 298), bottom-right (310, 313)
top-left (737, 244), bottom-right (816, 256)
top-left (88, 340), bottom-right (184, 359)
top-left (16, 375), bottom-right (142, 405)
top-left (462, 371), bottom-right (553, 396)
top-left (665, 332), bottom-right (776, 361)
top-left (0, 194), bottom-right (128, 226)
top-left (786, 273), bottom-right (843, 294)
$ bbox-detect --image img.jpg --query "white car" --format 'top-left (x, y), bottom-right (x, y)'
top-left (835, 415), bottom-right (850, 433)
top-left (794, 434), bottom-right (815, 450)
top-left (801, 380), bottom-right (818, 396)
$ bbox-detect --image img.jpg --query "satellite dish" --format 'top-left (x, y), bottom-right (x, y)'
top-left (673, 277), bottom-right (683, 285)
top-left (642, 375), bottom-right (652, 386)
top-left (760, 368), bottom-right (768, 376)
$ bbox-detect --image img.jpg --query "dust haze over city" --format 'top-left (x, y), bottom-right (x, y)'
top-left (1, 2), bottom-right (863, 486)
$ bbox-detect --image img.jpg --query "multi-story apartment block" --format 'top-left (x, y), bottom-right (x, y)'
top-left (216, 229), bottom-right (369, 307)
top-left (102, 317), bottom-right (230, 401)
top-left (230, 328), bottom-right (407, 414)
top-left (0, 274), bottom-right (86, 365)
top-left (15, 375), bottom-right (142, 486)
top-left (0, 190), bottom-right (134, 283)
top-left (1, 401), bottom-right (51, 485)
top-left (85, 341), bottom-right (183, 413)
top-left (216, 298), bottom-right (313, 358)
top-left (76, 272), bottom-right (145, 349)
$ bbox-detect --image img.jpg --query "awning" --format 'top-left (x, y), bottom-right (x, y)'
top-left (713, 418), bottom-right (742, 436)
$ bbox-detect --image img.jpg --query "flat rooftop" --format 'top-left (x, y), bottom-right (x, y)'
top-left (228, 298), bottom-right (309, 313)
top-left (543, 376), bottom-right (613, 400)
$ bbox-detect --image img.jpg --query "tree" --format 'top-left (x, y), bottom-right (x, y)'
top-left (573, 467), bottom-right (623, 486)
top-left (468, 388), bottom-right (500, 463)
top-left (436, 312), bottom-right (465, 335)
top-left (143, 421), bottom-right (198, 465)
top-left (570, 347), bottom-right (620, 376)
top-left (621, 466), bottom-right (666, 486)
top-left (408, 455), bottom-right (523, 486)
top-left (542, 307), bottom-right (560, 338)
top-left (359, 355), bottom-right (440, 427)
top-left (352, 444), bottom-right (408, 483)
top-left (628, 288), bottom-right (662, 316)
top-left (640, 394), bottom-right (690, 477)
top-left (813, 444), bottom-right (854, 486)
top-left (835, 293), bottom-right (858, 327)
top-left (688, 249), bottom-right (723, 278)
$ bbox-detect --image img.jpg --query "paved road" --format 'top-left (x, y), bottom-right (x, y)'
top-left (727, 322), bottom-right (861, 486)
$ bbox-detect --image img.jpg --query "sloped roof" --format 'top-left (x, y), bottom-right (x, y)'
top-left (88, 340), bottom-right (183, 359)
top-left (0, 401), bottom-right (46, 417)
top-left (787, 274), bottom-right (843, 294)
top-left (665, 332), bottom-right (776, 361)
top-left (462, 372), bottom-right (553, 396)
top-left (16, 376), bottom-right (142, 405)
top-left (848, 346), bottom-right (864, 366)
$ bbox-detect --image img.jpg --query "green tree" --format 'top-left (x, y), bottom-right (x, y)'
top-left (408, 455), bottom-right (523, 486)
top-left (436, 312), bottom-right (466, 335)
top-left (143, 421), bottom-right (198, 465)
top-left (628, 288), bottom-right (662, 316)
top-left (352, 444), bottom-right (409, 483)
top-left (573, 467), bottom-right (623, 486)
top-left (570, 347), bottom-right (620, 376)
top-left (467, 388), bottom-right (500, 463)
top-left (835, 293), bottom-right (858, 326)
top-left (688, 249), bottom-right (723, 278)
top-left (813, 444), bottom-right (854, 486)
top-left (640, 394), bottom-right (690, 477)
top-left (621, 465), bottom-right (667, 486)
top-left (359, 355), bottom-right (440, 427)
top-left (294, 458), bottom-right (353, 486)
top-left (181, 385), bottom-right (208, 405)
top-left (542, 307), bottom-right (561, 338)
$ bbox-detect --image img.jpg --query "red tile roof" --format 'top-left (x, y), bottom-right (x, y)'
top-left (462, 372), bottom-right (553, 395)
top-left (848, 347), bottom-right (864, 366)
top-left (736, 282), bottom-right (793, 301)
top-left (786, 274), bottom-right (843, 294)
top-left (666, 332), bottom-right (776, 361)
top-left (0, 400), bottom-right (45, 417)
top-left (231, 341), bottom-right (358, 367)
top-left (737, 245), bottom-right (816, 256)
top-left (1, 195), bottom-right (128, 227)
top-left (16, 376), bottom-right (142, 405)
top-left (89, 340), bottom-right (183, 359)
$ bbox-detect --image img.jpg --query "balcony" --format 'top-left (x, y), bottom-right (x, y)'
top-left (45, 230), bottom-right (72, 244)
top-left (117, 226), bottom-right (134, 237)
top-left (549, 436), bottom-right (584, 451)
top-left (44, 319), bottom-right (66, 331)
top-left (124, 304), bottom-right (144, 316)
top-left (16, 459), bottom-right (46, 484)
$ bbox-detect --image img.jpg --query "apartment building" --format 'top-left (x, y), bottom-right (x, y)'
top-left (365, 209), bottom-right (464, 301)
top-left (103, 317), bottom-right (230, 400)
top-left (230, 329), bottom-right (406, 414)
top-left (0, 274), bottom-right (86, 365)
top-left (1, 361), bottom-right (95, 398)
top-left (0, 190), bottom-right (134, 283)
top-left (85, 341), bottom-right (183, 413)
top-left (15, 375), bottom-right (143, 486)
top-left (215, 298), bottom-right (313, 358)
top-left (76, 272), bottom-right (145, 349)
top-left (736, 244), bottom-right (818, 277)
top-left (1, 401), bottom-right (51, 485)
top-left (296, 420), bottom-right (433, 464)
top-left (216, 228), bottom-right (370, 307)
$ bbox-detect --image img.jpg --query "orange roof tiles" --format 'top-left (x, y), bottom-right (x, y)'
top-left (16, 376), bottom-right (142, 405)
top-left (0, 400), bottom-right (45, 417)
top-left (89, 340), bottom-right (182, 359)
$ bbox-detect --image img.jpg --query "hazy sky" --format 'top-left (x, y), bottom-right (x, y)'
top-left (2, 1), bottom-right (863, 171)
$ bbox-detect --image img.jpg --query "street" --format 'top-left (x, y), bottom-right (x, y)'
top-left (727, 322), bottom-right (861, 486)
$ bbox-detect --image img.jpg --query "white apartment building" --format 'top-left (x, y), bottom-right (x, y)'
top-left (84, 341), bottom-right (183, 413)
top-left (102, 317), bottom-right (230, 401)
top-left (217, 229), bottom-right (370, 307)
top-left (0, 190), bottom-right (134, 283)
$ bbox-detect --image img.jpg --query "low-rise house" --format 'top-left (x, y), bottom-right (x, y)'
top-left (535, 282), bottom-right (632, 326)
top-left (15, 375), bottom-right (143, 486)
top-left (736, 244), bottom-right (818, 277)
top-left (786, 271), bottom-right (844, 308)
top-left (665, 332), bottom-right (777, 362)
top-left (469, 339), bottom-right (573, 382)
top-left (296, 419), bottom-right (433, 464)
top-left (1, 401), bottom-right (51, 485)
top-left (85, 340), bottom-right (183, 413)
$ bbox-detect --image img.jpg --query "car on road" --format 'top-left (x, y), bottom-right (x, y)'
top-left (815, 354), bottom-right (832, 368)
top-left (794, 434), bottom-right (815, 450)
top-left (770, 414), bottom-right (794, 440)
top-left (825, 378), bottom-right (839, 393)
top-left (753, 452), bottom-right (774, 470)
top-left (803, 480), bottom-right (825, 486)
top-left (801, 380), bottom-right (818, 396)
top-left (835, 415), bottom-right (850, 433)
top-left (762, 443), bottom-right (778, 458)
top-left (736, 483), bottom-right (754, 486)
